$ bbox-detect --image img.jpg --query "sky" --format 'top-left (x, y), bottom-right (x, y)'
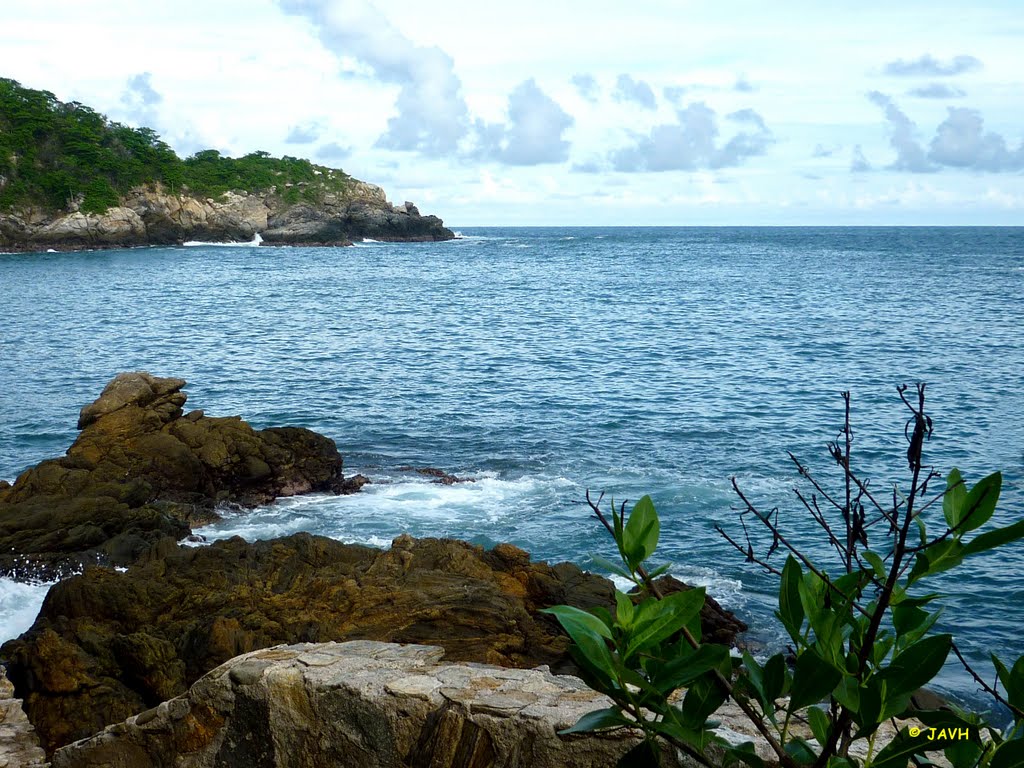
top-left (2, 0), bottom-right (1023, 225)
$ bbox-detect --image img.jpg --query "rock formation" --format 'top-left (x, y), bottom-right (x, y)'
top-left (0, 185), bottom-right (453, 250)
top-left (1, 533), bottom-right (745, 755)
top-left (50, 641), bottom-right (681, 768)
top-left (0, 673), bottom-right (47, 768)
top-left (0, 372), bottom-right (356, 578)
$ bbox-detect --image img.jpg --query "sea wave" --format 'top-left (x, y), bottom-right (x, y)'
top-left (0, 577), bottom-right (55, 643)
top-left (182, 233), bottom-right (263, 247)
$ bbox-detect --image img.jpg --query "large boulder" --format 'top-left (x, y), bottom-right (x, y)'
top-left (51, 641), bottom-right (684, 768)
top-left (1, 533), bottom-right (746, 755)
top-left (0, 372), bottom-right (353, 578)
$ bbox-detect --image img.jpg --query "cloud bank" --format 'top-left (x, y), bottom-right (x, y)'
top-left (607, 102), bottom-right (773, 172)
top-left (883, 54), bottom-right (982, 77)
top-left (869, 92), bottom-right (1024, 172)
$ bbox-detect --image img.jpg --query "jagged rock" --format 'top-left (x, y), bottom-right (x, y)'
top-left (0, 672), bottom-right (48, 768)
top-left (48, 642), bottom-right (950, 768)
top-left (1, 183), bottom-right (453, 249)
top-left (0, 372), bottom-right (349, 578)
top-left (51, 641), bottom-right (684, 768)
top-left (1, 533), bottom-right (747, 755)
top-left (397, 466), bottom-right (475, 485)
top-left (31, 207), bottom-right (147, 246)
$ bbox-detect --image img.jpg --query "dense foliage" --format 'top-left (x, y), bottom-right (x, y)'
top-left (0, 78), bottom-right (350, 213)
top-left (548, 387), bottom-right (1024, 767)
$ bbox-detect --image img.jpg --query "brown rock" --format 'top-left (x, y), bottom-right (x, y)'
top-left (1, 533), bottom-right (748, 755)
top-left (51, 641), bottom-right (684, 768)
top-left (0, 373), bottom-right (352, 578)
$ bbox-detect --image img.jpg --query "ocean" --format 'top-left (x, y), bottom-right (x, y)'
top-left (2, 226), bottom-right (1022, 713)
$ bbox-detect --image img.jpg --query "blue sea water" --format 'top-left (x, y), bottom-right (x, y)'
top-left (2, 226), bottom-right (1023, 712)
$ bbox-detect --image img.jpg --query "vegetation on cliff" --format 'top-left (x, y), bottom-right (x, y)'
top-left (0, 77), bottom-right (352, 214)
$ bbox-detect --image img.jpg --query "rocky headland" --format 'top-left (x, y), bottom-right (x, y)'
top-left (0, 372), bottom-right (364, 579)
top-left (0, 373), bottom-right (746, 763)
top-left (0, 184), bottom-right (453, 251)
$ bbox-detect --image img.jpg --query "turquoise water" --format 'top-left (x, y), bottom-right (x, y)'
top-left (2, 227), bottom-right (1023, 708)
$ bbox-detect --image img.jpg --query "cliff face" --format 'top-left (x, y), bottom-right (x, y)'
top-left (0, 183), bottom-right (453, 250)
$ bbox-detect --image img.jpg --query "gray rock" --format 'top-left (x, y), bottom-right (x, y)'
top-left (51, 641), bottom-right (683, 768)
top-left (0, 672), bottom-right (48, 768)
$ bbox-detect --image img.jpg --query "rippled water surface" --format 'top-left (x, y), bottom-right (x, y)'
top-left (2, 227), bottom-right (1023, 706)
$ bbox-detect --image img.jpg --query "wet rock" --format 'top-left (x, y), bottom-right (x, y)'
top-left (0, 372), bottom-right (350, 578)
top-left (396, 466), bottom-right (475, 485)
top-left (1, 532), bottom-right (748, 754)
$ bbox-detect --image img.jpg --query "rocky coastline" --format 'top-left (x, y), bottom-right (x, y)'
top-left (0, 184), bottom-right (453, 252)
top-left (0, 374), bottom-right (746, 764)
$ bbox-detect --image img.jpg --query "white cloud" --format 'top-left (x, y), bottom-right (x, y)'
top-left (613, 74), bottom-right (657, 110)
top-left (276, 0), bottom-right (469, 156)
top-left (474, 79), bottom-right (574, 165)
top-left (868, 93), bottom-right (1024, 173)
top-left (906, 83), bottom-right (966, 99)
top-left (929, 108), bottom-right (1024, 172)
top-left (883, 54), bottom-right (982, 77)
top-left (609, 103), bottom-right (772, 172)
top-left (285, 122), bottom-right (323, 144)
top-left (571, 73), bottom-right (599, 102)
top-left (867, 91), bottom-right (934, 172)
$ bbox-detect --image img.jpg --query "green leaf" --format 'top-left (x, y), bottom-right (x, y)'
top-left (880, 634), bottom-right (952, 702)
top-left (892, 603), bottom-right (929, 638)
top-left (614, 590), bottom-right (635, 628)
top-left (783, 738), bottom-right (818, 764)
top-left (647, 562), bottom-right (672, 579)
top-left (681, 671), bottom-right (728, 728)
top-left (762, 653), bottom-right (787, 706)
top-left (964, 519), bottom-right (1024, 557)
top-left (944, 740), bottom-right (984, 768)
top-left (872, 726), bottom-right (962, 768)
top-left (992, 653), bottom-right (1024, 711)
top-left (991, 739), bottom-right (1024, 768)
top-left (806, 706), bottom-right (830, 746)
top-left (622, 495), bottom-right (660, 569)
top-left (779, 556), bottom-right (805, 641)
top-left (649, 643), bottom-right (730, 695)
top-left (862, 550), bottom-right (887, 579)
top-left (542, 605), bottom-right (617, 684)
top-left (723, 742), bottom-right (766, 768)
top-left (789, 649), bottom-right (842, 711)
top-left (741, 651), bottom-right (766, 710)
top-left (624, 588), bottom-right (705, 662)
top-left (943, 468), bottom-right (967, 530)
top-left (559, 706), bottom-right (631, 734)
top-left (897, 607), bottom-right (943, 649)
top-left (960, 471), bottom-right (1002, 533)
top-left (590, 554), bottom-right (634, 581)
top-left (908, 539), bottom-right (964, 585)
top-left (652, 719), bottom-right (716, 751)
top-left (542, 605), bottom-right (613, 640)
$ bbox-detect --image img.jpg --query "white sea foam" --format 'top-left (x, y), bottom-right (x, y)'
top-left (182, 232), bottom-right (263, 247)
top-left (198, 474), bottom-right (575, 545)
top-left (361, 238), bottom-right (382, 243)
top-left (0, 578), bottom-right (54, 643)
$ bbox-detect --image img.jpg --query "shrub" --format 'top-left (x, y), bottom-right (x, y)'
top-left (546, 385), bottom-right (1024, 767)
